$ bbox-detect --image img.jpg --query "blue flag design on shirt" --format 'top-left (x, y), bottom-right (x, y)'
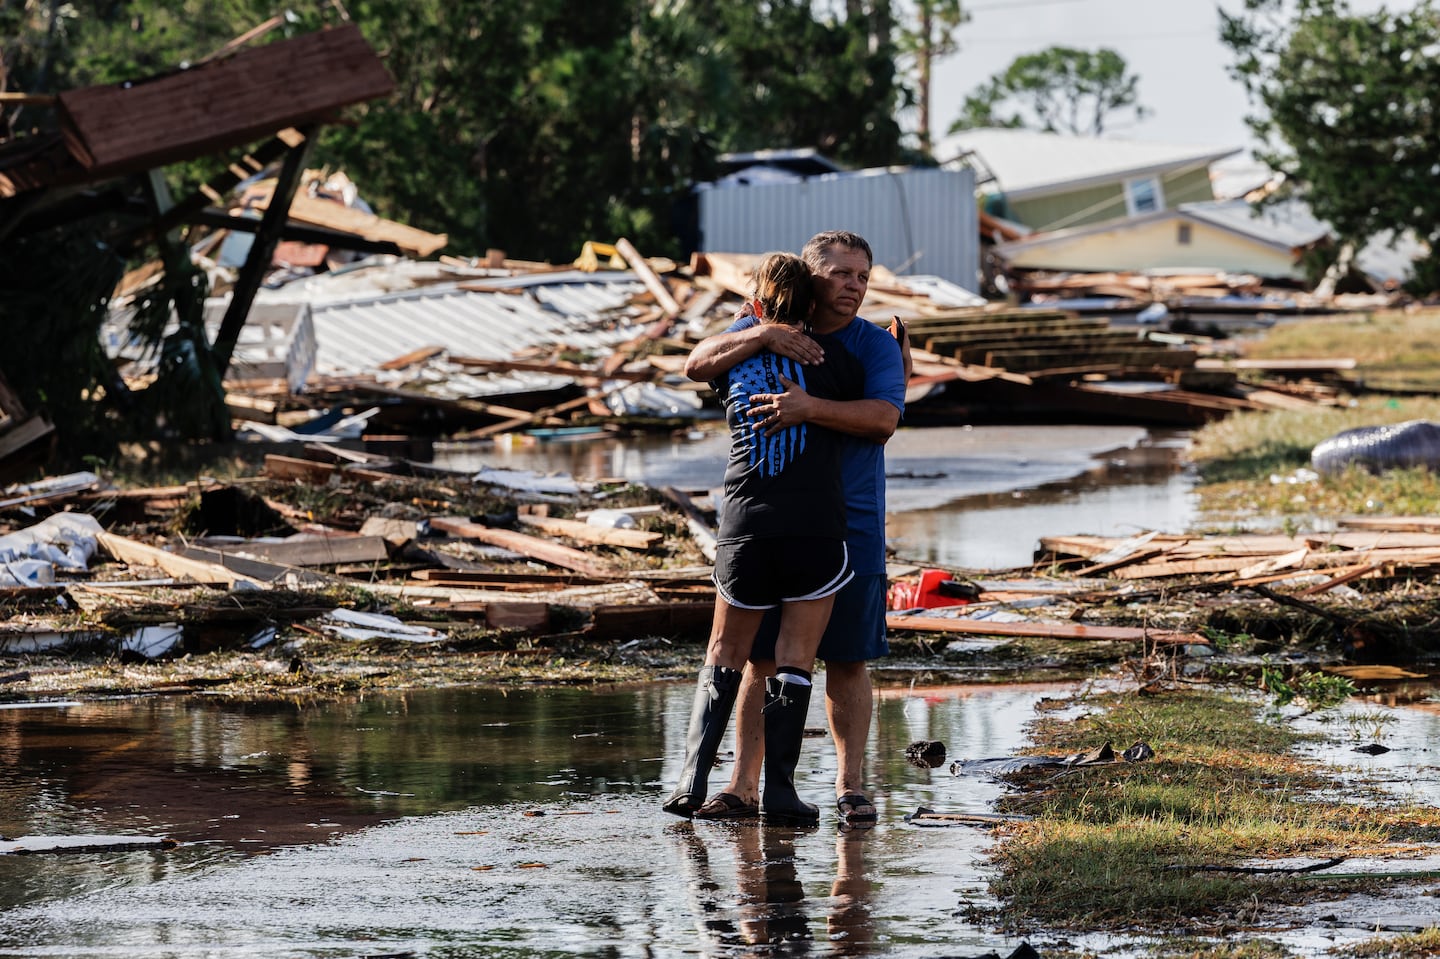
top-left (727, 352), bottom-right (808, 477)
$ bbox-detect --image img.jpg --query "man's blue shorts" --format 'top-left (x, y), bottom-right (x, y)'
top-left (748, 573), bottom-right (889, 665)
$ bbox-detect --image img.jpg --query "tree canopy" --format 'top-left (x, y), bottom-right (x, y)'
top-left (0, 0), bottom-right (915, 459)
top-left (1222, 0), bottom-right (1440, 291)
top-left (16, 0), bottom-right (911, 264)
top-left (949, 45), bottom-right (1147, 136)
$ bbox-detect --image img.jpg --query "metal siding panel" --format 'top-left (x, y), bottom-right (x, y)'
top-left (697, 167), bottom-right (979, 291)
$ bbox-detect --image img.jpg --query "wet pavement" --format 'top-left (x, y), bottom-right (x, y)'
top-left (0, 680), bottom-right (1059, 957)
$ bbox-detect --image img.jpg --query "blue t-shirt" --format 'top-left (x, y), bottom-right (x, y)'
top-left (723, 315), bottom-right (905, 575)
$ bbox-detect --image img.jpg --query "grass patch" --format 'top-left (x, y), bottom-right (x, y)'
top-left (1186, 396), bottom-right (1440, 527)
top-left (1244, 309), bottom-right (1440, 391)
top-left (987, 690), bottom-right (1440, 932)
top-left (1339, 927), bottom-right (1440, 957)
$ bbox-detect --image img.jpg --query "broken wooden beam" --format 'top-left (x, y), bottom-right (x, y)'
top-left (616, 237), bottom-right (682, 316)
top-left (96, 532), bottom-right (263, 588)
top-left (428, 516), bottom-right (617, 577)
top-left (584, 601), bottom-right (714, 641)
top-left (884, 614), bottom-right (1204, 645)
top-left (515, 514), bottom-right (661, 550)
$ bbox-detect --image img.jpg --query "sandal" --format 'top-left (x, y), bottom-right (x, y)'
top-left (692, 791), bottom-right (760, 821)
top-left (836, 793), bottom-right (878, 825)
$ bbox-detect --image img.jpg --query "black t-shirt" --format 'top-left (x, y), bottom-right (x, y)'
top-left (714, 330), bottom-right (866, 542)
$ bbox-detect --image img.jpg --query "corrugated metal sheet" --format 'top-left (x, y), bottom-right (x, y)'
top-left (301, 271), bottom-right (650, 397)
top-left (696, 166), bottom-right (980, 292)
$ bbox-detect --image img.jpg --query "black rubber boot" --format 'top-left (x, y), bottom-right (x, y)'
top-left (760, 677), bottom-right (820, 826)
top-left (663, 665), bottom-right (743, 819)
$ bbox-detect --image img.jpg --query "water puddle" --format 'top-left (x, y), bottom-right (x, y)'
top-left (0, 681), bottom-right (1061, 957)
top-left (4, 678), bottom-right (1438, 955)
top-left (434, 425), bottom-right (1197, 570)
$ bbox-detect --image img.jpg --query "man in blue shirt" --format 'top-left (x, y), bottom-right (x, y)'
top-left (683, 230), bottom-right (909, 825)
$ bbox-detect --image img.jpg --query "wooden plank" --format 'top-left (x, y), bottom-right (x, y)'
top-left (885, 614), bottom-right (1203, 645)
top-left (659, 486), bottom-right (717, 561)
top-left (441, 601), bottom-right (551, 631)
top-left (96, 532), bottom-right (264, 588)
top-left (379, 346), bottom-right (445, 370)
top-left (251, 192), bottom-right (448, 258)
top-left (262, 454), bottom-right (336, 484)
top-left (261, 454), bottom-right (399, 485)
top-left (177, 545), bottom-right (335, 585)
top-left (584, 601), bottom-right (715, 640)
top-left (1297, 562), bottom-right (1386, 596)
top-left (412, 569), bottom-right (612, 587)
top-left (447, 356), bottom-right (655, 383)
top-left (515, 514), bottom-right (661, 550)
top-left (616, 237), bottom-right (682, 316)
top-left (1338, 516), bottom-right (1440, 533)
top-left (429, 516), bottom-right (616, 577)
top-left (1235, 547), bottom-right (1310, 580)
top-left (215, 535), bottom-right (390, 567)
top-left (57, 25), bottom-right (394, 175)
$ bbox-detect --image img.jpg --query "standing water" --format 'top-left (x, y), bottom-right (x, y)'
top-left (0, 681), bottom-right (1057, 957)
top-left (435, 424), bottom-right (1198, 570)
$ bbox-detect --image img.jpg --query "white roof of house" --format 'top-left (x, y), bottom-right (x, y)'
top-left (936, 128), bottom-right (1242, 200)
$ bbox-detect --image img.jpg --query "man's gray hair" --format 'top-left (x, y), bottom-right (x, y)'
top-left (801, 230), bottom-right (873, 271)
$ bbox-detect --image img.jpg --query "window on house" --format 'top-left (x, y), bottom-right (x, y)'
top-left (1125, 175), bottom-right (1163, 215)
top-left (1177, 223), bottom-right (1192, 245)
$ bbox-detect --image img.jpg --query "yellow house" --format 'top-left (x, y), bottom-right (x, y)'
top-left (936, 128), bottom-right (1242, 233)
top-left (993, 200), bottom-right (1330, 280)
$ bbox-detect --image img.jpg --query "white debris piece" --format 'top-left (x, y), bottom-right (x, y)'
top-left (472, 468), bottom-right (588, 495)
top-left (321, 608), bottom-right (443, 643)
top-left (0, 512), bottom-right (104, 586)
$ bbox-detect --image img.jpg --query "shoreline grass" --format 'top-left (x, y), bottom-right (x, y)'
top-left (985, 689), bottom-right (1440, 937)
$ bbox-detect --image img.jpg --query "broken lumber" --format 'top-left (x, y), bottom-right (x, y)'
top-left (616, 237), bottom-right (682, 316)
top-left (884, 614), bottom-right (1204, 645)
top-left (215, 535), bottom-right (390, 567)
top-left (659, 486), bottom-right (717, 561)
top-left (96, 532), bottom-right (263, 588)
top-left (515, 514), bottom-right (661, 550)
top-left (584, 601), bottom-right (714, 640)
top-left (429, 516), bottom-right (617, 577)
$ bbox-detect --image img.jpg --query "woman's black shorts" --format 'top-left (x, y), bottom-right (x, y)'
top-left (713, 537), bottom-right (853, 610)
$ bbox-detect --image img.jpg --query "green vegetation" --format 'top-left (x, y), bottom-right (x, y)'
top-left (988, 691), bottom-right (1440, 932)
top-left (1188, 311), bottom-right (1440, 526)
top-left (1244, 311), bottom-right (1440, 391)
top-left (1341, 927), bottom-right (1440, 957)
top-left (951, 45), bottom-right (1147, 136)
top-left (1223, 1), bottom-right (1440, 293)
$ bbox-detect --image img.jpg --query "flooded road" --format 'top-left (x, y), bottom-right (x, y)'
top-left (0, 681), bottom-right (1055, 957)
top-left (435, 424), bottom-right (1198, 570)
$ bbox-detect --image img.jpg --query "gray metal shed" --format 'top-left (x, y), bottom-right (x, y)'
top-left (694, 164), bottom-right (980, 292)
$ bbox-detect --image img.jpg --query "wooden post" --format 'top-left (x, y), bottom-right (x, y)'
top-left (211, 127), bottom-right (315, 385)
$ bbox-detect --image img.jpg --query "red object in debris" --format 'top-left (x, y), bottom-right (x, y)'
top-left (887, 568), bottom-right (971, 610)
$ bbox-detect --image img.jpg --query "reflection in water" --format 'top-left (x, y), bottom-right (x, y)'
top-left (0, 681), bottom-right (1050, 957)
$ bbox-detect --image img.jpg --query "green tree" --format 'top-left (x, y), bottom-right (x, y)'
top-left (949, 45), bottom-right (1147, 136)
top-left (1222, 0), bottom-right (1440, 293)
top-left (896, 0), bottom-right (969, 156)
